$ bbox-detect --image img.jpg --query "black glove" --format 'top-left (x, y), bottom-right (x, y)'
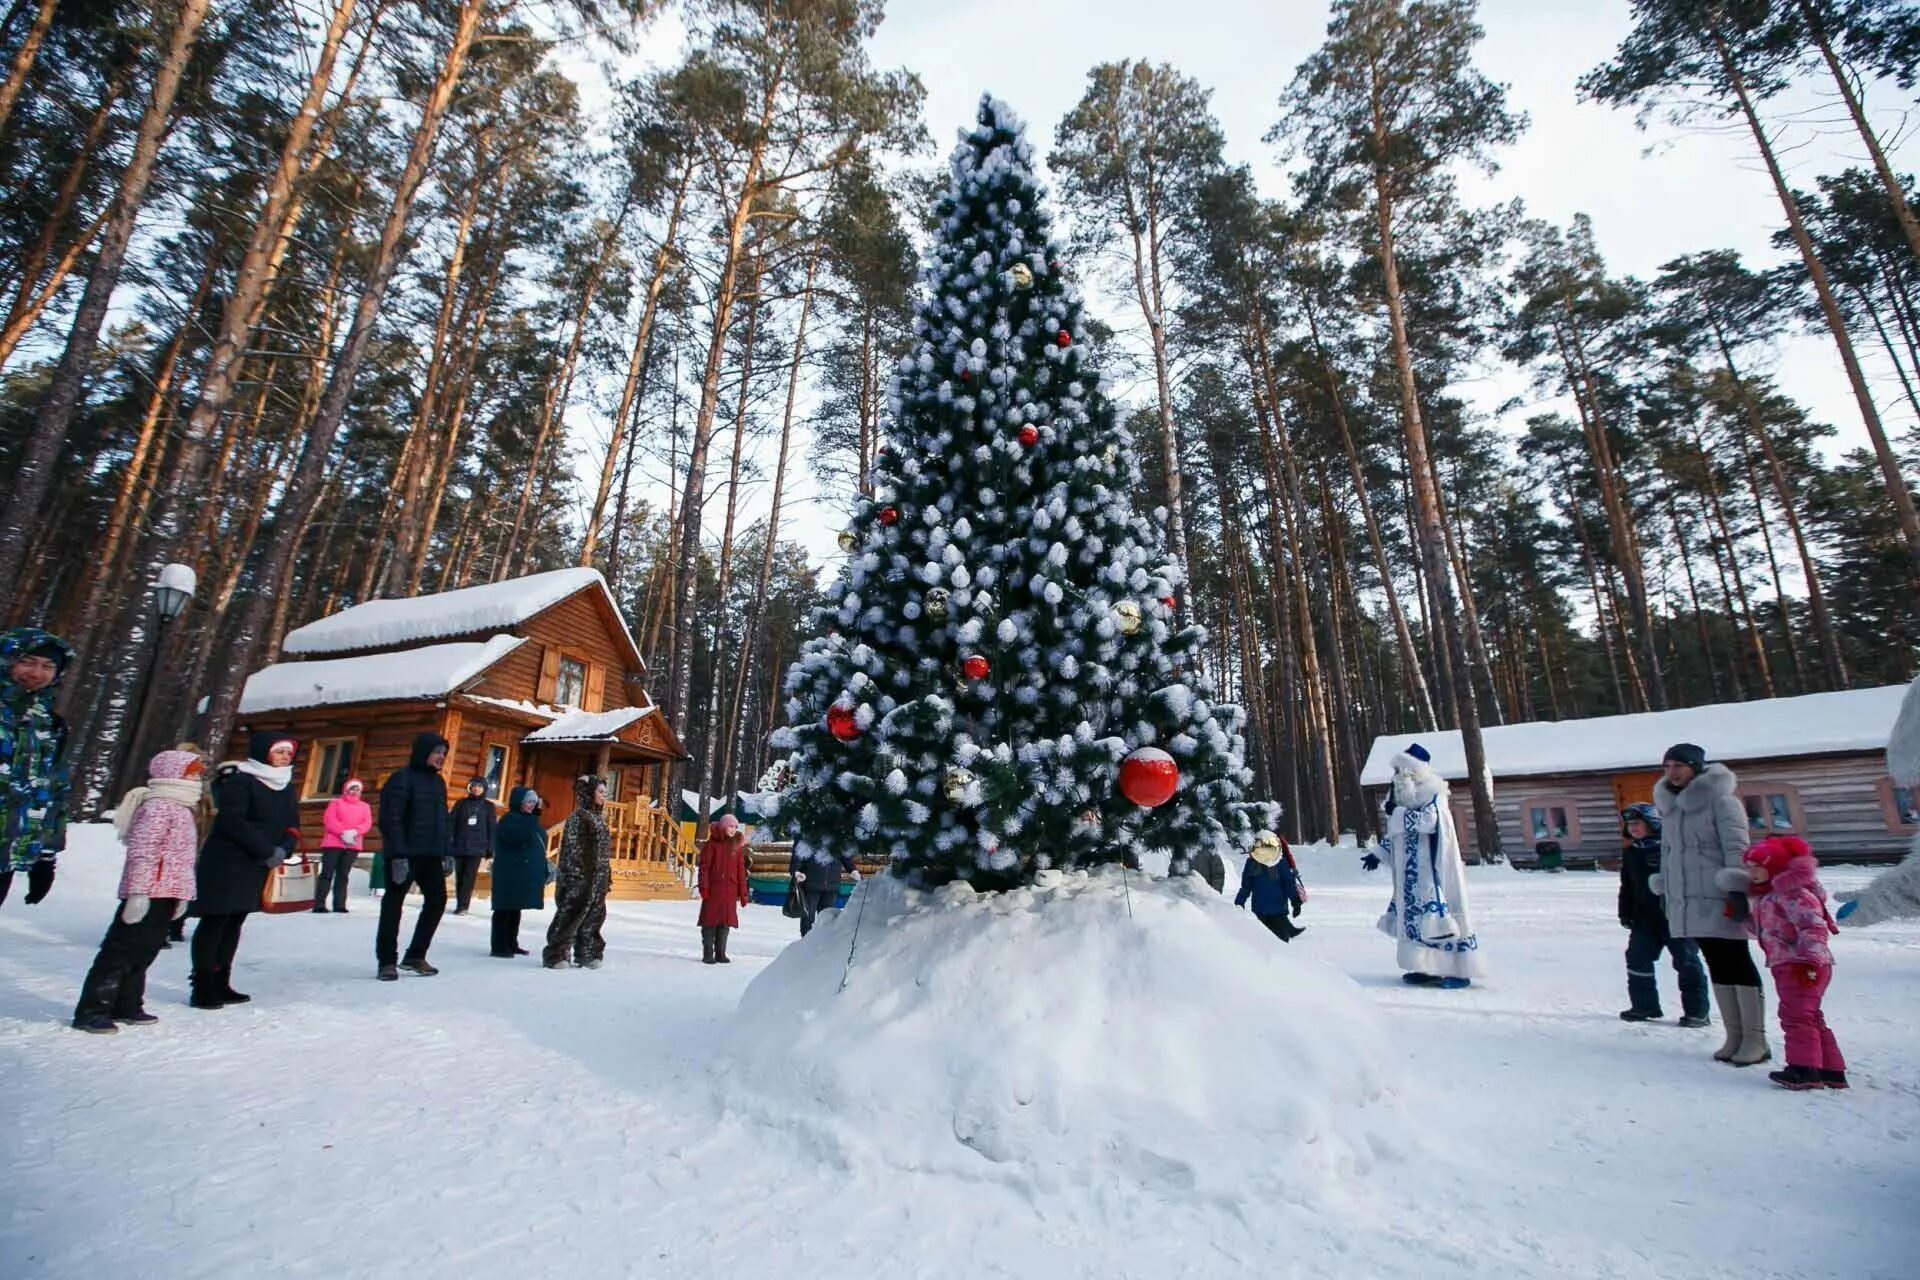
top-left (389, 857), bottom-right (411, 887)
top-left (24, 859), bottom-right (55, 904)
top-left (1361, 853), bottom-right (1381, 872)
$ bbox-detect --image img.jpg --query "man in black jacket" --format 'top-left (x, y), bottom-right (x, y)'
top-left (1618, 802), bottom-right (1710, 1026)
top-left (375, 733), bottom-right (451, 980)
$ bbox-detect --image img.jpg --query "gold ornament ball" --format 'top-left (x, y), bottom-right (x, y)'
top-left (1113, 600), bottom-right (1142, 635)
top-left (925, 587), bottom-right (950, 619)
top-left (1010, 262), bottom-right (1033, 289)
top-left (837, 529), bottom-right (856, 552)
top-left (944, 767), bottom-right (975, 802)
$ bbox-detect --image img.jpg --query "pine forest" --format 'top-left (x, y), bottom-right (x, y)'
top-left (3, 0), bottom-right (1919, 858)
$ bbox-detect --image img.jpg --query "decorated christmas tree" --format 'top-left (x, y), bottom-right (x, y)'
top-left (768, 96), bottom-right (1272, 890)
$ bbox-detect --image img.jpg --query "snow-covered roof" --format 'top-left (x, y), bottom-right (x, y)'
top-left (239, 636), bottom-right (526, 715)
top-left (280, 568), bottom-right (638, 662)
top-left (1360, 684), bottom-right (1911, 786)
top-left (522, 707), bottom-right (650, 744)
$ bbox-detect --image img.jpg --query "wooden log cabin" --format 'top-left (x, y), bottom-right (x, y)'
top-left (235, 568), bottom-right (695, 899)
top-left (1360, 685), bottom-right (1915, 867)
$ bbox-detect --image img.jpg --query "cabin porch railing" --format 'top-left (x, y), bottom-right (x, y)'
top-left (542, 799), bottom-right (696, 890)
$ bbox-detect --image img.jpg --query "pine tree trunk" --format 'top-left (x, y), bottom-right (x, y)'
top-left (1731, 417), bottom-right (1804, 691)
top-left (0, 0), bottom-right (209, 600)
top-left (193, 0), bottom-right (485, 759)
top-left (0, 0), bottom-right (57, 140)
top-left (1798, 0), bottom-right (1920, 264)
top-left (1716, 29), bottom-right (1920, 584)
top-left (1665, 488), bottom-right (1725, 701)
top-left (1690, 424), bottom-right (1775, 696)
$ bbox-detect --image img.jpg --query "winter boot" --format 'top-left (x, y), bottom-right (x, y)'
top-left (716, 926), bottom-right (732, 964)
top-left (115, 1010), bottom-right (159, 1026)
top-left (1768, 1065), bottom-right (1823, 1091)
top-left (400, 958), bottom-right (439, 977)
top-left (72, 1015), bottom-right (119, 1034)
top-left (701, 927), bottom-right (716, 965)
top-left (1401, 972), bottom-right (1440, 986)
top-left (188, 974), bottom-right (226, 1010)
top-left (1730, 985), bottom-right (1772, 1067)
top-left (1677, 1012), bottom-right (1712, 1029)
top-left (218, 970), bottom-right (251, 1005)
top-left (1710, 984), bottom-right (1743, 1062)
top-left (1820, 1070), bottom-right (1849, 1090)
top-left (377, 964), bottom-right (399, 981)
top-left (1438, 977), bottom-right (1472, 990)
top-left (1620, 1007), bottom-right (1662, 1022)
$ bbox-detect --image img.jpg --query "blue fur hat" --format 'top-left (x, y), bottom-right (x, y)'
top-left (1405, 743), bottom-right (1431, 763)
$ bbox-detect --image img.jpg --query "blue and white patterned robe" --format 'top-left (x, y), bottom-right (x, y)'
top-left (1377, 757), bottom-right (1483, 979)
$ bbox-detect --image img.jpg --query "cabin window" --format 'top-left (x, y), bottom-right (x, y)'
top-left (1525, 803), bottom-right (1579, 844)
top-left (1739, 786), bottom-right (1803, 835)
top-left (555, 657), bottom-right (587, 708)
top-left (604, 769), bottom-right (622, 803)
top-left (482, 744), bottom-right (511, 802)
top-left (1878, 780), bottom-right (1920, 832)
top-left (305, 738), bottom-right (356, 800)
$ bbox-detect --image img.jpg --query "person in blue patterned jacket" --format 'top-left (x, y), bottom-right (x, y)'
top-left (0, 627), bottom-right (73, 910)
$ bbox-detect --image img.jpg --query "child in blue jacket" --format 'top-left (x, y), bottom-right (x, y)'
top-left (1235, 830), bottom-right (1305, 942)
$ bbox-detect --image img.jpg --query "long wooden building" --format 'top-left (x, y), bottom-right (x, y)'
top-left (235, 568), bottom-right (693, 897)
top-left (1360, 685), bottom-right (1914, 865)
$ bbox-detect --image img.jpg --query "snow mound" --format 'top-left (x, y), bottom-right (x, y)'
top-left (723, 868), bottom-right (1409, 1214)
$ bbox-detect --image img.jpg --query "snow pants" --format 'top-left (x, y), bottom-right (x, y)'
top-left (1625, 921), bottom-right (1708, 1018)
top-left (74, 899), bottom-right (179, 1020)
top-left (1774, 964), bottom-right (1846, 1072)
top-left (376, 856), bottom-right (446, 966)
top-left (313, 851), bottom-right (355, 911)
top-left (544, 873), bottom-right (609, 966)
top-left (797, 884), bottom-right (838, 937)
top-left (491, 909), bottom-right (523, 957)
top-left (1257, 912), bottom-right (1302, 943)
top-left (452, 857), bottom-right (481, 913)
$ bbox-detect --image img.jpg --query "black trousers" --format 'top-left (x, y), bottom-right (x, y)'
top-left (74, 899), bottom-right (179, 1020)
top-left (191, 912), bottom-right (248, 979)
top-left (376, 856), bottom-right (446, 966)
top-left (1256, 912), bottom-right (1302, 943)
top-left (1696, 936), bottom-right (1762, 988)
top-left (452, 857), bottom-right (481, 913)
top-left (797, 884), bottom-right (839, 937)
top-left (491, 909), bottom-right (522, 956)
top-left (313, 851), bottom-right (355, 911)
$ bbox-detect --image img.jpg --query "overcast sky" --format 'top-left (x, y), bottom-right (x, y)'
top-left (603, 0), bottom-right (1920, 568)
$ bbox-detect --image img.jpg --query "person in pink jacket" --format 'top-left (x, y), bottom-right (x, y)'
top-left (1741, 836), bottom-right (1846, 1091)
top-left (315, 778), bottom-right (370, 914)
top-left (72, 749), bottom-right (205, 1033)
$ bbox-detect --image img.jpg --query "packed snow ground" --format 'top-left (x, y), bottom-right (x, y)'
top-left (3, 828), bottom-right (1916, 1280)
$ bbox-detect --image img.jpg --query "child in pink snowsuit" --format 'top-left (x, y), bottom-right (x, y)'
top-left (1743, 836), bottom-right (1846, 1091)
top-left (72, 749), bottom-right (205, 1032)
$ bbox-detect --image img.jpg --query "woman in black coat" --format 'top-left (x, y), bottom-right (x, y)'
top-left (190, 732), bottom-right (301, 1009)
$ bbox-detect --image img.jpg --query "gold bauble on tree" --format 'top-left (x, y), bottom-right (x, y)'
top-left (925, 587), bottom-right (950, 619)
top-left (1010, 261), bottom-right (1033, 289)
top-left (943, 766), bottom-right (975, 803)
top-left (836, 529), bottom-right (857, 552)
top-left (1113, 600), bottom-right (1142, 635)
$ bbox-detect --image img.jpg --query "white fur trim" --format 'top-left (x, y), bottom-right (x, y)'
top-left (1889, 674), bottom-right (1920, 787)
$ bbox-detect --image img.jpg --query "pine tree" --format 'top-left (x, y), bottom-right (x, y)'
top-left (767, 96), bottom-right (1270, 891)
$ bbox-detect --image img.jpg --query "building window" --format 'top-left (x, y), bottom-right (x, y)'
top-left (604, 769), bottom-right (622, 803)
top-left (482, 744), bottom-right (510, 802)
top-left (1878, 779), bottom-right (1920, 832)
top-left (1526, 803), bottom-right (1579, 844)
top-left (305, 738), bottom-right (356, 799)
top-left (1739, 786), bottom-right (1803, 835)
top-left (555, 657), bottom-right (587, 708)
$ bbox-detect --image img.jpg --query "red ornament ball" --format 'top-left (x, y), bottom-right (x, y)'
top-left (826, 705), bottom-right (861, 742)
top-left (1057, 330), bottom-right (1071, 348)
top-left (1119, 747), bottom-right (1179, 808)
top-left (960, 368), bottom-right (972, 382)
top-left (961, 654), bottom-right (990, 680)
top-left (1018, 424), bottom-right (1039, 447)
top-left (879, 507), bottom-right (899, 526)
top-left (1160, 595), bottom-right (1176, 610)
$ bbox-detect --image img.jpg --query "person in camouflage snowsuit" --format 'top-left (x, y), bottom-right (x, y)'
top-left (0, 627), bottom-right (74, 909)
top-left (543, 775), bottom-right (612, 970)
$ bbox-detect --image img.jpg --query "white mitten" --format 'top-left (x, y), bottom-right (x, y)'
top-left (343, 829), bottom-right (358, 844)
top-left (1648, 873), bottom-right (1665, 897)
top-left (173, 900), bottom-right (190, 919)
top-left (1414, 803), bottom-right (1439, 835)
top-left (121, 895), bottom-right (150, 925)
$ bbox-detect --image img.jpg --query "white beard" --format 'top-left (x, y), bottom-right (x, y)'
top-left (1392, 764), bottom-right (1443, 810)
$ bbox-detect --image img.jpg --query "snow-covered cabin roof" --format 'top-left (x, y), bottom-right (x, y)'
top-left (522, 707), bottom-right (650, 744)
top-left (1360, 684), bottom-right (1911, 787)
top-left (280, 568), bottom-right (640, 665)
top-left (239, 636), bottom-right (526, 715)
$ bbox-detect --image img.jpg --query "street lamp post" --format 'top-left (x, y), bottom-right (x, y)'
top-left (111, 563), bottom-right (197, 804)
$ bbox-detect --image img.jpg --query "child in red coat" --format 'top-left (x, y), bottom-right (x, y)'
top-left (697, 814), bottom-right (750, 965)
top-left (1743, 836), bottom-right (1846, 1091)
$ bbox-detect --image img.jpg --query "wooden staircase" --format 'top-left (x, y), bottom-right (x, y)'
top-left (536, 799), bottom-right (695, 901)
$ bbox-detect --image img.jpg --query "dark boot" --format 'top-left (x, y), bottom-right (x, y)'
top-left (1769, 1065), bottom-right (1824, 1091)
top-left (401, 958), bottom-right (439, 976)
top-left (716, 926), bottom-right (732, 964)
top-left (218, 969), bottom-right (251, 1004)
top-left (1820, 1070), bottom-right (1850, 1090)
top-left (189, 973), bottom-right (226, 1009)
top-left (700, 927), bottom-right (716, 964)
